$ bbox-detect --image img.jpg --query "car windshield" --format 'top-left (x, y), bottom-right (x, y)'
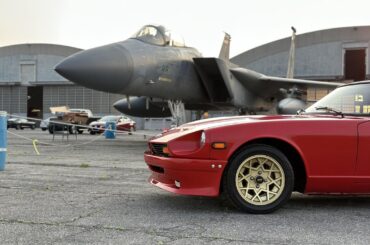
top-left (305, 83), bottom-right (370, 116)
top-left (100, 116), bottom-right (119, 122)
top-left (132, 25), bottom-right (185, 47)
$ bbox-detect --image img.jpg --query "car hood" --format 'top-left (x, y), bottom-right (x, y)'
top-left (90, 121), bottom-right (106, 126)
top-left (150, 114), bottom-right (346, 143)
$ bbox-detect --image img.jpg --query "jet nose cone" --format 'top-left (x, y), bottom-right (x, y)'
top-left (113, 98), bottom-right (129, 113)
top-left (55, 43), bottom-right (133, 93)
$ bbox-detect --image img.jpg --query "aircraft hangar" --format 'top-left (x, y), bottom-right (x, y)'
top-left (231, 26), bottom-right (370, 102)
top-left (0, 44), bottom-right (138, 123)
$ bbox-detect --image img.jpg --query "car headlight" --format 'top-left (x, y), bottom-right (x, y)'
top-left (167, 130), bottom-right (206, 156)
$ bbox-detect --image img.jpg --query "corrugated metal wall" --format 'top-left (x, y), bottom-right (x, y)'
top-left (0, 86), bottom-right (27, 114)
top-left (43, 85), bottom-right (122, 115)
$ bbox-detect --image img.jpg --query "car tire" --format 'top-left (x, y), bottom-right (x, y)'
top-left (77, 129), bottom-right (83, 134)
top-left (90, 131), bottom-right (96, 135)
top-left (41, 128), bottom-right (47, 131)
top-left (31, 125), bottom-right (35, 130)
top-left (222, 144), bottom-right (294, 214)
top-left (68, 126), bottom-right (75, 134)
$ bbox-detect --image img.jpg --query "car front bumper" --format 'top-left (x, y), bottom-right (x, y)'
top-left (144, 153), bottom-right (227, 197)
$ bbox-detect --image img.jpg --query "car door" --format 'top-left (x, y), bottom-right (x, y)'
top-left (355, 120), bottom-right (370, 191)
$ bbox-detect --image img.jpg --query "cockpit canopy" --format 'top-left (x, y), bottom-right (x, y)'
top-left (132, 25), bottom-right (186, 47)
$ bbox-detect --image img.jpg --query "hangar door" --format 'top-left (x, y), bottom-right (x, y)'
top-left (27, 86), bottom-right (43, 119)
top-left (344, 49), bottom-right (366, 81)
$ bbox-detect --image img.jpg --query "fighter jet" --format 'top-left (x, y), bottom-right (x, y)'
top-left (55, 24), bottom-right (342, 120)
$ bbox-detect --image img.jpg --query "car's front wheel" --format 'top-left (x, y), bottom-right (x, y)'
top-left (223, 144), bottom-right (294, 214)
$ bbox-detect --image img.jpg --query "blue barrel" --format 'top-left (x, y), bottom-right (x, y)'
top-left (0, 111), bottom-right (7, 171)
top-left (104, 121), bottom-right (116, 139)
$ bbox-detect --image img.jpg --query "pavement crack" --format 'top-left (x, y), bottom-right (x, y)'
top-left (0, 208), bottom-right (101, 227)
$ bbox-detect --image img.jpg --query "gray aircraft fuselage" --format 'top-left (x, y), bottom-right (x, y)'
top-left (55, 25), bottom-right (341, 116)
top-left (115, 39), bottom-right (207, 102)
top-left (56, 27), bottom-right (212, 104)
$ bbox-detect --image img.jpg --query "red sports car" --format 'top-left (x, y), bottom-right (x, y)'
top-left (145, 81), bottom-right (370, 213)
top-left (89, 115), bottom-right (136, 134)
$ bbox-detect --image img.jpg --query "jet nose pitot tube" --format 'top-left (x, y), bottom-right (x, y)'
top-left (55, 42), bottom-right (133, 93)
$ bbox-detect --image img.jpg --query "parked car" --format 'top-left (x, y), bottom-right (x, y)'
top-left (40, 117), bottom-right (55, 131)
top-left (7, 118), bottom-right (36, 130)
top-left (145, 81), bottom-right (370, 214)
top-left (88, 115), bottom-right (136, 134)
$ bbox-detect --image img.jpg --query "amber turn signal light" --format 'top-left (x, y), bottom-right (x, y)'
top-left (163, 146), bottom-right (170, 154)
top-left (212, 142), bottom-right (227, 149)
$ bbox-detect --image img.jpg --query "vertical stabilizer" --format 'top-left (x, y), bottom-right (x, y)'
top-left (286, 27), bottom-right (297, 78)
top-left (219, 32), bottom-right (231, 61)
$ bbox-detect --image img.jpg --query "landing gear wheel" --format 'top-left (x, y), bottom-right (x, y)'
top-left (223, 144), bottom-right (294, 214)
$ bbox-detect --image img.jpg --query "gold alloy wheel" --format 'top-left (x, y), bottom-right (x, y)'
top-left (235, 154), bottom-right (286, 206)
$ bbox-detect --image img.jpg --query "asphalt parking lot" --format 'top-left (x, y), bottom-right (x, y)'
top-left (1, 129), bottom-right (370, 244)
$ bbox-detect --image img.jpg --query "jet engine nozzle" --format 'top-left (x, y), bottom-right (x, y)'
top-left (55, 43), bottom-right (133, 93)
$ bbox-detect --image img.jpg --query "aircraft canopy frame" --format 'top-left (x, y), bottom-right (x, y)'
top-left (132, 25), bottom-right (186, 47)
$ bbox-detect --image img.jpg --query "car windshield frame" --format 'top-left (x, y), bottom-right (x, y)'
top-left (305, 82), bottom-right (370, 117)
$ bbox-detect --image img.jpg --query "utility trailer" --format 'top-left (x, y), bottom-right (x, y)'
top-left (48, 106), bottom-right (100, 134)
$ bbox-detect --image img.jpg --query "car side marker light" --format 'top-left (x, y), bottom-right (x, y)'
top-left (212, 142), bottom-right (227, 149)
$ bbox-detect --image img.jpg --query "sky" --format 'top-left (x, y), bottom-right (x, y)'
top-left (1, 0), bottom-right (370, 57)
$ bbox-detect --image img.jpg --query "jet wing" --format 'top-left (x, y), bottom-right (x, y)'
top-left (230, 67), bottom-right (343, 99)
top-left (194, 57), bottom-right (344, 104)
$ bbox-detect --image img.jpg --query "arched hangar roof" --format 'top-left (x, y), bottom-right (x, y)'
top-left (0, 43), bottom-right (81, 57)
top-left (231, 26), bottom-right (370, 80)
top-left (0, 43), bottom-right (82, 84)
